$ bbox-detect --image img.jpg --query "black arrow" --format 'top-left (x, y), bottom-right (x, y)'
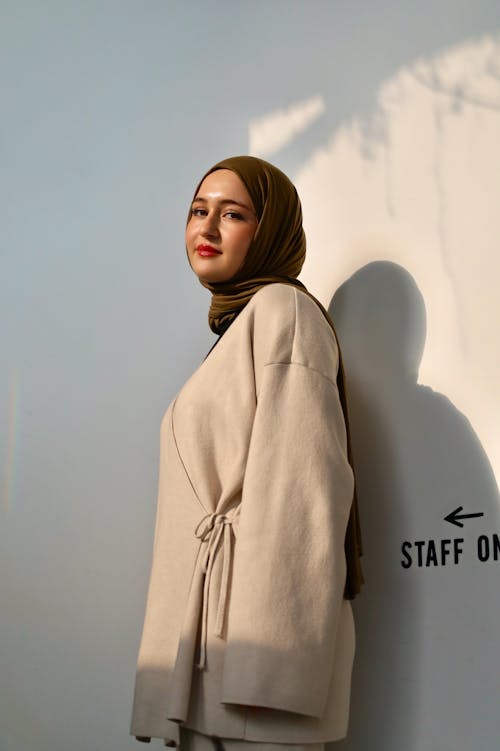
top-left (444, 506), bottom-right (484, 528)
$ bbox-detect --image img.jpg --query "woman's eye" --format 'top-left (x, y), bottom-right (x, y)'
top-left (224, 211), bottom-right (244, 220)
top-left (191, 207), bottom-right (207, 217)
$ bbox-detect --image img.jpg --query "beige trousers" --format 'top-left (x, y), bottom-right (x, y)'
top-left (179, 728), bottom-right (324, 751)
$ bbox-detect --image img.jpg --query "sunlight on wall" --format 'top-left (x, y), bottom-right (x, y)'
top-left (250, 34), bottom-right (500, 485)
top-left (249, 94), bottom-right (325, 157)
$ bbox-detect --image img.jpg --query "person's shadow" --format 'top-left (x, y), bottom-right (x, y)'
top-left (328, 261), bottom-right (499, 751)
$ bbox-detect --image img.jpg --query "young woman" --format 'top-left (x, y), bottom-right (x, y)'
top-left (130, 156), bottom-right (363, 750)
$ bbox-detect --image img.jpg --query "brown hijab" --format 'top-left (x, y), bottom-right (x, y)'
top-left (188, 155), bottom-right (364, 598)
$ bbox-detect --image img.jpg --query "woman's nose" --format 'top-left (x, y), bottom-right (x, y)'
top-left (200, 212), bottom-right (220, 238)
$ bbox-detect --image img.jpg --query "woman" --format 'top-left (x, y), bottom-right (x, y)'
top-left (130, 156), bottom-right (363, 750)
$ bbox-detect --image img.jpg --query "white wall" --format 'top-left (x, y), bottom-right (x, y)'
top-left (1, 3), bottom-right (499, 750)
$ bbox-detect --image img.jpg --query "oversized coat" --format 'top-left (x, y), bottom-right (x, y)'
top-left (130, 283), bottom-right (356, 746)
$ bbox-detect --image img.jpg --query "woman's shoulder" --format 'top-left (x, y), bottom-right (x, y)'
top-left (250, 283), bottom-right (334, 334)
top-left (250, 282), bottom-right (327, 322)
top-left (248, 283), bottom-right (339, 376)
top-left (250, 282), bottom-right (297, 312)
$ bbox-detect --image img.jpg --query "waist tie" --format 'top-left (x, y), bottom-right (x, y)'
top-left (194, 510), bottom-right (239, 670)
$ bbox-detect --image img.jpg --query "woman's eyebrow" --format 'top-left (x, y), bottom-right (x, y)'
top-left (192, 196), bottom-right (254, 212)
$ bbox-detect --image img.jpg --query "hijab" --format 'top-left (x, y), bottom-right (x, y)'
top-left (188, 155), bottom-right (307, 334)
top-left (188, 155), bottom-right (364, 598)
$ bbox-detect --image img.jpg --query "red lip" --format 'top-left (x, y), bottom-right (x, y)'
top-left (197, 244), bottom-right (222, 257)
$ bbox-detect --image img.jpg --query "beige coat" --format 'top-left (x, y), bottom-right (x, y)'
top-left (130, 284), bottom-right (355, 745)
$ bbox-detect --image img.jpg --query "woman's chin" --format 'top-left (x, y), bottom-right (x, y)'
top-left (192, 265), bottom-right (233, 285)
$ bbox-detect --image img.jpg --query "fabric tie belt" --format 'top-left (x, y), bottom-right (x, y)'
top-left (166, 507), bottom-right (240, 723)
top-left (194, 509), bottom-right (239, 670)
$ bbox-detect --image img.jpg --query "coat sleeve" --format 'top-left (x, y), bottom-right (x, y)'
top-left (220, 360), bottom-right (354, 719)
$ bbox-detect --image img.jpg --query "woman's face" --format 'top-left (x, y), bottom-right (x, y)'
top-left (186, 169), bottom-right (259, 284)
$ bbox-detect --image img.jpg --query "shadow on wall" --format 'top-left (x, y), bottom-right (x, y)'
top-left (292, 32), bottom-right (500, 485)
top-left (329, 261), bottom-right (499, 751)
